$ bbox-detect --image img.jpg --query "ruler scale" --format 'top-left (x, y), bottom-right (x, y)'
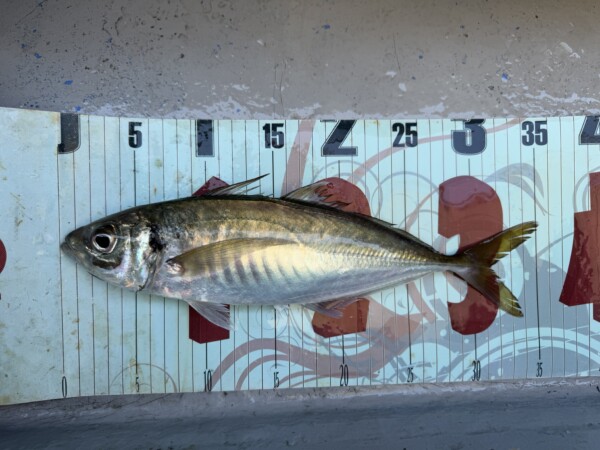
top-left (573, 116), bottom-right (589, 377)
top-left (491, 117), bottom-right (507, 380)
top-left (3, 107), bottom-right (600, 404)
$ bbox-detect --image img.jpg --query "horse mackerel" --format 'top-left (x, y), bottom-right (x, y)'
top-left (61, 176), bottom-right (537, 328)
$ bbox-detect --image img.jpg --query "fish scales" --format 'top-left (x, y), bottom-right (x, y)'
top-left (144, 198), bottom-right (441, 305)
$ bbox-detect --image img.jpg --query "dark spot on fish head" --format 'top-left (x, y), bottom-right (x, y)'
top-left (149, 224), bottom-right (165, 252)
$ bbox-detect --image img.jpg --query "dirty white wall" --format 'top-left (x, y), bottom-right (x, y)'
top-left (1, 0), bottom-right (598, 119)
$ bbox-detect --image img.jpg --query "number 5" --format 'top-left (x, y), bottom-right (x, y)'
top-left (129, 122), bottom-right (142, 148)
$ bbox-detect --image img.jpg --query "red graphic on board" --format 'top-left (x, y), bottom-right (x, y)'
top-left (188, 177), bottom-right (231, 344)
top-left (189, 304), bottom-right (230, 343)
top-left (308, 177), bottom-right (371, 338)
top-left (212, 301), bottom-right (425, 390)
top-left (560, 172), bottom-right (600, 321)
top-left (284, 120), bottom-right (316, 192)
top-left (0, 239), bottom-right (6, 274)
top-left (311, 299), bottom-right (370, 338)
top-left (193, 176), bottom-right (229, 197)
top-left (438, 176), bottom-right (503, 335)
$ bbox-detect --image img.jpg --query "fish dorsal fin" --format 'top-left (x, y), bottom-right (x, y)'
top-left (204, 174), bottom-right (268, 196)
top-left (284, 182), bottom-right (436, 251)
top-left (337, 211), bottom-right (435, 252)
top-left (187, 301), bottom-right (231, 329)
top-left (282, 181), bottom-right (349, 210)
top-left (353, 213), bottom-right (396, 229)
top-left (166, 238), bottom-right (291, 276)
top-left (304, 298), bottom-right (362, 318)
top-left (284, 182), bottom-right (398, 227)
top-left (350, 213), bottom-right (439, 252)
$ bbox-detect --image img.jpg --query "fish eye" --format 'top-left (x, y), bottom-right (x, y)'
top-left (91, 226), bottom-right (118, 253)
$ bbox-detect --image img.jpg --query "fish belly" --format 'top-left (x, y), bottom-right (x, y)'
top-left (151, 241), bottom-right (440, 306)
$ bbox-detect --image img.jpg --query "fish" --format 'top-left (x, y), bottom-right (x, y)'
top-left (61, 175), bottom-right (537, 329)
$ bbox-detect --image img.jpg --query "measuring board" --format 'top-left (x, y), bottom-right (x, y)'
top-left (1, 107), bottom-right (600, 405)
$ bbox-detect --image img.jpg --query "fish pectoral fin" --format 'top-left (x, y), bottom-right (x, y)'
top-left (304, 298), bottom-right (363, 318)
top-left (187, 301), bottom-right (232, 329)
top-left (203, 174), bottom-right (268, 196)
top-left (167, 238), bottom-right (292, 276)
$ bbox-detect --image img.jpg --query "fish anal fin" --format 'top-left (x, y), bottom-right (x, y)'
top-left (311, 298), bottom-right (370, 338)
top-left (187, 301), bottom-right (231, 330)
top-left (167, 238), bottom-right (291, 276)
top-left (305, 297), bottom-right (362, 318)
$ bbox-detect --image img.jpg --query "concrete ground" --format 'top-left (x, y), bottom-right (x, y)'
top-left (1, 0), bottom-right (599, 118)
top-left (2, 378), bottom-right (600, 450)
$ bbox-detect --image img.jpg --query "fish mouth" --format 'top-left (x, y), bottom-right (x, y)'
top-left (61, 240), bottom-right (75, 259)
top-left (61, 235), bottom-right (82, 260)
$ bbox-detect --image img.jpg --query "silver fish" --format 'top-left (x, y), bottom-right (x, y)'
top-left (61, 175), bottom-right (537, 329)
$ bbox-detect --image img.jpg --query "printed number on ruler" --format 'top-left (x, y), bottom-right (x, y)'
top-left (521, 120), bottom-right (548, 146)
top-left (452, 119), bottom-right (486, 155)
top-left (339, 364), bottom-right (349, 387)
top-left (263, 123), bottom-right (285, 149)
top-left (407, 366), bottom-right (415, 383)
top-left (392, 122), bottom-right (418, 148)
top-left (580, 116), bottom-right (600, 144)
top-left (322, 120), bottom-right (357, 156)
top-left (0, 238), bottom-right (6, 301)
top-left (204, 370), bottom-right (213, 392)
top-left (472, 360), bottom-right (482, 381)
top-left (129, 122), bottom-right (143, 148)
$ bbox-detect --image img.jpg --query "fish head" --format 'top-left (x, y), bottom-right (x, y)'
top-left (61, 211), bottom-right (161, 291)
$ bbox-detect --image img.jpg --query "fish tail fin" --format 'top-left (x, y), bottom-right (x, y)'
top-left (453, 221), bottom-right (537, 317)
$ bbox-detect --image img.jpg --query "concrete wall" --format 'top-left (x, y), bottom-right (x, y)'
top-left (1, 0), bottom-right (599, 119)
